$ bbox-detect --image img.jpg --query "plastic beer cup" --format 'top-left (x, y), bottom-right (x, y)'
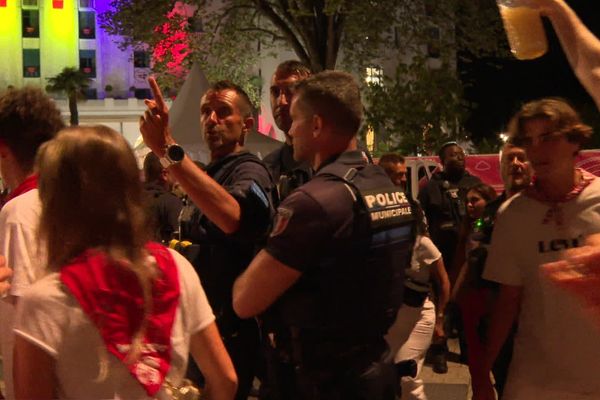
top-left (497, 0), bottom-right (548, 60)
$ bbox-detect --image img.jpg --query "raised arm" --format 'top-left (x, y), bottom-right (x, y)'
top-left (535, 0), bottom-right (600, 108)
top-left (139, 77), bottom-right (242, 234)
top-left (190, 322), bottom-right (238, 400)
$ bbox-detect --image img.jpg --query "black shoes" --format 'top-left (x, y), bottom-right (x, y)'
top-left (428, 343), bottom-right (448, 374)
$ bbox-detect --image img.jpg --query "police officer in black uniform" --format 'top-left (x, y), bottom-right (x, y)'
top-left (140, 78), bottom-right (275, 400)
top-left (263, 60), bottom-right (313, 201)
top-left (233, 71), bottom-right (416, 399)
top-left (418, 141), bottom-right (480, 373)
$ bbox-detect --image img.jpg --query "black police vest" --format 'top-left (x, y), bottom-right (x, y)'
top-left (176, 152), bottom-right (275, 333)
top-left (274, 162), bottom-right (416, 354)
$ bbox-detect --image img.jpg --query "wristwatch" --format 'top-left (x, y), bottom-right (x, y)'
top-left (159, 143), bottom-right (185, 168)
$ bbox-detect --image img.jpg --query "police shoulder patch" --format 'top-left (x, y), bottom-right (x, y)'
top-left (270, 207), bottom-right (294, 237)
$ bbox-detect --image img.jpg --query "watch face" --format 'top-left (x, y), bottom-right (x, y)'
top-left (168, 144), bottom-right (185, 162)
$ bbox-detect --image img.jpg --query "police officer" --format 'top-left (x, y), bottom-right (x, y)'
top-left (233, 71), bottom-right (416, 399)
top-left (418, 141), bottom-right (480, 373)
top-left (140, 78), bottom-right (275, 400)
top-left (263, 60), bottom-right (313, 200)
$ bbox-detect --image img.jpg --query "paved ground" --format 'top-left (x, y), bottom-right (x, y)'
top-left (422, 338), bottom-right (472, 400)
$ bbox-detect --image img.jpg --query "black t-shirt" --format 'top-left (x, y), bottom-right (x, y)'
top-left (418, 170), bottom-right (481, 266)
top-left (143, 182), bottom-right (183, 243)
top-left (263, 143), bottom-right (312, 201)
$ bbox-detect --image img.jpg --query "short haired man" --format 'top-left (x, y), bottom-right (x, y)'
top-left (0, 87), bottom-right (64, 399)
top-left (140, 78), bottom-right (276, 400)
top-left (233, 71), bottom-right (416, 398)
top-left (419, 142), bottom-right (481, 270)
top-left (263, 60), bottom-right (313, 200)
top-left (418, 141), bottom-right (481, 373)
top-left (379, 153), bottom-right (408, 189)
top-left (481, 98), bottom-right (600, 400)
top-left (142, 152), bottom-right (183, 243)
top-left (464, 141), bottom-right (532, 398)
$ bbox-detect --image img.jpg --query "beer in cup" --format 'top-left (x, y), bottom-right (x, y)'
top-left (497, 0), bottom-right (548, 60)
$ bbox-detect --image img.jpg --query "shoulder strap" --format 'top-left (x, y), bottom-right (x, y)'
top-left (211, 152), bottom-right (265, 184)
top-left (319, 163), bottom-right (414, 231)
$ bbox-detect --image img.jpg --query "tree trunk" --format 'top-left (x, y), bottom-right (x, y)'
top-left (68, 94), bottom-right (78, 126)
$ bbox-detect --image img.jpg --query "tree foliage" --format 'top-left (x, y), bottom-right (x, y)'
top-left (46, 67), bottom-right (92, 126)
top-left (363, 56), bottom-right (465, 157)
top-left (101, 0), bottom-right (508, 148)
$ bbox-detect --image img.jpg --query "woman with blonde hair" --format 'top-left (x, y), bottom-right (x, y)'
top-left (12, 125), bottom-right (237, 399)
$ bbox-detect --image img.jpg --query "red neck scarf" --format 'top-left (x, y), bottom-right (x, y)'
top-left (5, 174), bottom-right (37, 202)
top-left (525, 169), bottom-right (596, 227)
top-left (60, 242), bottom-right (180, 396)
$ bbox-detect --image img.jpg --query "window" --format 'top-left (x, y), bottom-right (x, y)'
top-left (133, 51), bottom-right (150, 68)
top-left (79, 49), bottom-right (96, 77)
top-left (53, 0), bottom-right (63, 8)
top-left (22, 0), bottom-right (38, 7)
top-left (0, 1), bottom-right (7, 7)
top-left (23, 49), bottom-right (40, 78)
top-left (79, 11), bottom-right (95, 39)
top-left (79, 0), bottom-right (94, 8)
top-left (22, 10), bottom-right (39, 38)
top-left (365, 66), bottom-right (383, 86)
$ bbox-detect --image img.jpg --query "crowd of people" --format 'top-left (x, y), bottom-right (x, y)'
top-left (0, 0), bottom-right (600, 399)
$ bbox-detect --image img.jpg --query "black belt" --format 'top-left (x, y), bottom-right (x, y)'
top-left (403, 286), bottom-right (428, 307)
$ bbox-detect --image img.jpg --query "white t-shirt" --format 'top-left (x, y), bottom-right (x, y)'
top-left (405, 235), bottom-right (442, 291)
top-left (13, 249), bottom-right (215, 400)
top-left (0, 189), bottom-right (45, 399)
top-left (483, 178), bottom-right (600, 399)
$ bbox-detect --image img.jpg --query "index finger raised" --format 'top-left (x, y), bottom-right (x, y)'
top-left (148, 77), bottom-right (166, 109)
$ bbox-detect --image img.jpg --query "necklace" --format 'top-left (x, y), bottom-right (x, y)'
top-left (526, 169), bottom-right (595, 227)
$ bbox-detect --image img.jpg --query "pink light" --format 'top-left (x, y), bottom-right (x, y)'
top-left (257, 114), bottom-right (277, 138)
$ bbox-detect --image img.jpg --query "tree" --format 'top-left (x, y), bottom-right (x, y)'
top-left (363, 56), bottom-right (466, 157)
top-left (101, 0), bottom-right (507, 146)
top-left (46, 67), bottom-right (92, 126)
top-left (101, 1), bottom-right (408, 71)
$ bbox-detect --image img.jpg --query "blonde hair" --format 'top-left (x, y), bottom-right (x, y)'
top-left (37, 125), bottom-right (155, 363)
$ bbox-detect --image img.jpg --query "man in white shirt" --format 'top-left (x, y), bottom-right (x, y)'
top-left (0, 87), bottom-right (64, 399)
top-left (480, 98), bottom-right (600, 400)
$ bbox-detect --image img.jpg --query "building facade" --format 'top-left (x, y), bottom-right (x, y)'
top-left (0, 0), bottom-right (150, 99)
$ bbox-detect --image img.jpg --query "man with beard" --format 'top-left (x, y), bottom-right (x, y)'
top-left (379, 153), bottom-right (408, 190)
top-left (263, 61), bottom-right (313, 201)
top-left (418, 142), bottom-right (481, 373)
top-left (140, 78), bottom-right (276, 400)
top-left (480, 142), bottom-right (532, 230)
top-left (463, 142), bottom-right (532, 398)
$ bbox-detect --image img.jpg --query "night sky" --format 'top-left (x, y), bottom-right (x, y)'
top-left (461, 0), bottom-right (600, 147)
